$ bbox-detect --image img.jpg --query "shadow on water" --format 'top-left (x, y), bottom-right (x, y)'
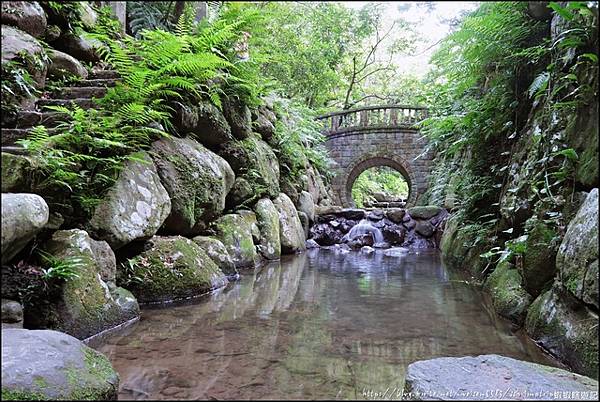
top-left (95, 249), bottom-right (559, 400)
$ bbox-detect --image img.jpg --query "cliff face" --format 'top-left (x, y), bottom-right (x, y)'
top-left (427, 4), bottom-right (599, 377)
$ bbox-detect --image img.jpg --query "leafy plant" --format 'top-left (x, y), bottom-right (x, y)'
top-left (38, 250), bottom-right (84, 282)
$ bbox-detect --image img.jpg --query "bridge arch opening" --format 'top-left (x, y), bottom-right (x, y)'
top-left (351, 166), bottom-right (410, 208)
top-left (342, 154), bottom-right (419, 208)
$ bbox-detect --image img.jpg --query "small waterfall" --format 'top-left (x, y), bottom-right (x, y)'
top-left (342, 219), bottom-right (384, 243)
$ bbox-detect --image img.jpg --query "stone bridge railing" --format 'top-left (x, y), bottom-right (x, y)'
top-left (316, 105), bottom-right (428, 135)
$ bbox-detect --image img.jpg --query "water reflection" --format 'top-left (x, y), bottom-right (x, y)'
top-left (96, 249), bottom-right (558, 400)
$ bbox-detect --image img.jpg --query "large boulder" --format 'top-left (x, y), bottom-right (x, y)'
top-left (53, 32), bottom-right (101, 63)
top-left (88, 152), bottom-right (171, 249)
top-left (1, 329), bottom-right (119, 400)
top-left (254, 198), bottom-right (281, 260)
top-left (404, 354), bottom-right (598, 400)
top-left (47, 48), bottom-right (88, 80)
top-left (521, 218), bottom-right (559, 296)
top-left (171, 101), bottom-right (233, 147)
top-left (1, 1), bottom-right (47, 38)
top-left (192, 236), bottom-right (237, 276)
top-left (1, 193), bottom-right (49, 264)
top-left (211, 214), bottom-right (258, 269)
top-left (31, 230), bottom-right (139, 339)
top-left (296, 191), bottom-right (315, 222)
top-left (1, 153), bottom-right (35, 193)
top-left (556, 188), bottom-right (598, 308)
top-left (223, 97), bottom-right (252, 139)
top-left (407, 205), bottom-right (442, 220)
top-left (151, 137), bottom-right (234, 235)
top-left (121, 236), bottom-right (228, 304)
top-left (219, 135), bottom-right (280, 199)
top-left (1, 25), bottom-right (47, 87)
top-left (483, 260), bottom-right (532, 324)
top-left (526, 286), bottom-right (598, 379)
top-left (274, 193), bottom-right (306, 254)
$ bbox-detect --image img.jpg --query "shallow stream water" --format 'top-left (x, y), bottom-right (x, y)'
top-left (95, 249), bottom-right (559, 400)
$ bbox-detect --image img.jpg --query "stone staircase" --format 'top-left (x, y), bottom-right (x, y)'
top-left (1, 69), bottom-right (120, 154)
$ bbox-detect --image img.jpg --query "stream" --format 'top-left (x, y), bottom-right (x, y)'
top-left (94, 249), bottom-right (559, 400)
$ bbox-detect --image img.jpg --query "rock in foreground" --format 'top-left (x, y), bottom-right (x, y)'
top-left (403, 354), bottom-right (598, 400)
top-left (1, 329), bottom-right (118, 400)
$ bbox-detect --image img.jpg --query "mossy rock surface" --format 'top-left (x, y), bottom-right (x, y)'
top-left (192, 236), bottom-right (237, 276)
top-left (1, 329), bottom-right (118, 400)
top-left (123, 236), bottom-right (228, 304)
top-left (407, 205), bottom-right (442, 220)
top-left (525, 287), bottom-right (599, 379)
top-left (1, 153), bottom-right (35, 193)
top-left (556, 188), bottom-right (599, 309)
top-left (254, 198), bottom-right (281, 260)
top-left (274, 193), bottom-right (306, 254)
top-left (151, 137), bottom-right (234, 236)
top-left (211, 214), bottom-right (258, 269)
top-left (484, 260), bottom-right (531, 324)
top-left (521, 218), bottom-right (559, 296)
top-left (32, 229), bottom-right (138, 339)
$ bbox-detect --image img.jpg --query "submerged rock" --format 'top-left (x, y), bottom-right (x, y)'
top-left (1, 193), bottom-right (49, 264)
top-left (212, 214), bottom-right (258, 268)
top-left (305, 239), bottom-right (319, 249)
top-left (274, 193), bottom-right (306, 254)
top-left (404, 354), bottom-right (598, 400)
top-left (123, 236), bottom-right (228, 304)
top-left (88, 152), bottom-right (171, 249)
top-left (1, 329), bottom-right (119, 400)
top-left (383, 247), bottom-right (409, 257)
top-left (254, 198), bottom-right (281, 260)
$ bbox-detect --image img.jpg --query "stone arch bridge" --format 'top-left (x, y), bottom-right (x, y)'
top-left (317, 105), bottom-right (433, 207)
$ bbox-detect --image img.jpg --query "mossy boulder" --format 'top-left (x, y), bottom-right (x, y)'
top-left (219, 135), bottom-right (280, 199)
top-left (171, 100), bottom-right (233, 147)
top-left (47, 48), bottom-right (88, 80)
top-left (252, 106), bottom-right (276, 140)
top-left (1, 193), bottom-right (49, 264)
top-left (525, 286), bottom-right (598, 379)
top-left (274, 193), bottom-right (306, 254)
top-left (521, 218), bottom-right (559, 296)
top-left (1, 1), bottom-right (47, 38)
top-left (1, 153), bottom-right (35, 193)
top-left (254, 198), bottom-right (281, 260)
top-left (88, 152), bottom-right (171, 249)
top-left (223, 97), bottom-right (252, 139)
top-left (32, 230), bottom-right (139, 339)
top-left (1, 25), bottom-right (48, 87)
top-left (440, 215), bottom-right (489, 277)
top-left (211, 214), bottom-right (258, 269)
top-left (151, 137), bottom-right (234, 236)
top-left (296, 191), bottom-right (315, 222)
top-left (225, 177), bottom-right (254, 208)
top-left (407, 205), bottom-right (442, 220)
top-left (484, 260), bottom-right (532, 324)
top-left (192, 235), bottom-right (237, 276)
top-left (122, 236), bottom-right (228, 304)
top-left (556, 188), bottom-right (598, 308)
top-left (1, 329), bottom-right (119, 400)
top-left (238, 210), bottom-right (261, 244)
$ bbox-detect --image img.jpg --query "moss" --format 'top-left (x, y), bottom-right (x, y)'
top-left (212, 214), bottom-right (258, 268)
top-left (407, 205), bottom-right (442, 219)
top-left (484, 260), bottom-right (531, 323)
top-left (125, 236), bottom-right (225, 303)
top-left (1, 389), bottom-right (48, 401)
top-left (521, 219), bottom-right (559, 296)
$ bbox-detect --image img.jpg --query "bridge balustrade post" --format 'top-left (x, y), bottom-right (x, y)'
top-left (360, 110), bottom-right (368, 127)
top-left (390, 108), bottom-right (398, 125)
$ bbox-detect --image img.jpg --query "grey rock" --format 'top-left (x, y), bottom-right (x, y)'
top-left (305, 239), bottom-right (319, 249)
top-left (1, 193), bottom-right (49, 264)
top-left (47, 48), bottom-right (88, 80)
top-left (223, 97), bottom-right (252, 139)
top-left (1, 299), bottom-right (23, 323)
top-left (112, 287), bottom-right (140, 318)
top-left (384, 247), bottom-right (409, 257)
top-left (415, 220), bottom-right (435, 237)
top-left (80, 2), bottom-right (98, 29)
top-left (274, 193), bottom-right (306, 254)
top-left (54, 32), bottom-right (102, 62)
top-left (407, 205), bottom-right (442, 220)
top-left (556, 188), bottom-right (598, 308)
top-left (212, 214), bottom-right (258, 269)
top-left (386, 208), bottom-right (406, 223)
top-left (254, 198), bottom-right (281, 260)
top-left (192, 236), bottom-right (237, 276)
top-left (238, 210), bottom-right (261, 244)
top-left (484, 261), bottom-right (531, 324)
top-left (1, 152), bottom-right (35, 193)
top-left (172, 101), bottom-right (233, 147)
top-left (297, 191), bottom-right (315, 222)
top-left (151, 137), bottom-right (234, 236)
top-left (404, 354), bottom-right (598, 400)
top-left (1, 25), bottom-right (47, 87)
top-left (1, 1), bottom-right (47, 38)
top-left (1, 329), bottom-right (119, 400)
top-left (89, 152), bottom-right (171, 249)
top-left (297, 210), bottom-right (310, 239)
top-left (367, 209), bottom-right (384, 221)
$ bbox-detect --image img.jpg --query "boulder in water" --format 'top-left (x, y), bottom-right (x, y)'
top-left (384, 247), bottom-right (409, 257)
top-left (305, 239), bottom-right (319, 249)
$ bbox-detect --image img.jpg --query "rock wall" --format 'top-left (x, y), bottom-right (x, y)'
top-left (430, 6), bottom-right (599, 378)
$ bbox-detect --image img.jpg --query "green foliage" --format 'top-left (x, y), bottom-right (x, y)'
top-left (1, 61), bottom-right (39, 117)
top-left (351, 167), bottom-right (409, 208)
top-left (127, 1), bottom-right (174, 38)
top-left (37, 250), bottom-right (84, 282)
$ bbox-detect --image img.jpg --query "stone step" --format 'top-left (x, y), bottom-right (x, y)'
top-left (56, 86), bottom-right (108, 100)
top-left (37, 98), bottom-right (99, 109)
top-left (73, 78), bottom-right (119, 87)
top-left (89, 70), bottom-right (119, 79)
top-left (2, 127), bottom-right (59, 146)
